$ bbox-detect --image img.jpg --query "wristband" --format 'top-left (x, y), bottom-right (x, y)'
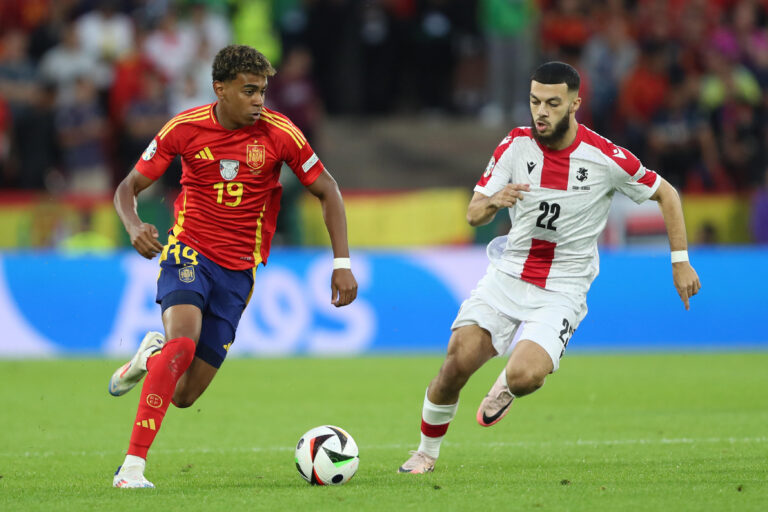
top-left (333, 257), bottom-right (351, 270)
top-left (670, 250), bottom-right (689, 263)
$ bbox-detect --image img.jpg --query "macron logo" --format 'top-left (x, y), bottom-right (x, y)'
top-left (611, 147), bottom-right (626, 159)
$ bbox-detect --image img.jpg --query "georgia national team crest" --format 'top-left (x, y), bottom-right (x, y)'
top-left (247, 142), bottom-right (265, 172)
top-left (220, 159), bottom-right (239, 180)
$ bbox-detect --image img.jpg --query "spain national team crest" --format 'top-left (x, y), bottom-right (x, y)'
top-left (220, 159), bottom-right (239, 180)
top-left (179, 265), bottom-right (195, 283)
top-left (247, 143), bottom-right (265, 172)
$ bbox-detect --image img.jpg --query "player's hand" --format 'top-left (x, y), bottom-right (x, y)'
top-left (331, 269), bottom-right (358, 307)
top-left (128, 222), bottom-right (164, 259)
top-left (672, 261), bottom-right (701, 310)
top-left (489, 184), bottom-right (530, 209)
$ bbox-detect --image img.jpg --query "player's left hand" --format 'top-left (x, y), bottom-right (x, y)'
top-left (672, 262), bottom-right (701, 310)
top-left (331, 269), bottom-right (358, 307)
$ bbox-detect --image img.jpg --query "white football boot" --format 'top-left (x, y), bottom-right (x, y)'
top-left (108, 331), bottom-right (165, 396)
top-left (397, 451), bottom-right (436, 474)
top-left (113, 462), bottom-right (154, 488)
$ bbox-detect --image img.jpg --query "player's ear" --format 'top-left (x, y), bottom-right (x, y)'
top-left (212, 80), bottom-right (225, 99)
top-left (570, 96), bottom-right (582, 113)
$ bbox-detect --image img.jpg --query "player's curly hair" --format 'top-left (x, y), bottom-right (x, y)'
top-left (212, 45), bottom-right (276, 82)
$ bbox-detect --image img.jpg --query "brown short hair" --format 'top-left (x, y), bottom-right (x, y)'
top-left (212, 45), bottom-right (276, 82)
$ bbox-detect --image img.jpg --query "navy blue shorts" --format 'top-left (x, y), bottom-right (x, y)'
top-left (156, 237), bottom-right (255, 368)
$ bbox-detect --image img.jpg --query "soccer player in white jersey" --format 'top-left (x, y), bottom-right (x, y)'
top-left (398, 61), bottom-right (701, 474)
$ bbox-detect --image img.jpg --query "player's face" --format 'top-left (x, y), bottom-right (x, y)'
top-left (529, 81), bottom-right (578, 146)
top-left (214, 72), bottom-right (268, 129)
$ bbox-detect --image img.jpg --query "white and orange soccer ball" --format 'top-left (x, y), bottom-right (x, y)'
top-left (295, 425), bottom-right (359, 485)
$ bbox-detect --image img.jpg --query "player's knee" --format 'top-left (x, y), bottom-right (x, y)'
top-left (172, 391), bottom-right (198, 408)
top-left (506, 367), bottom-right (546, 396)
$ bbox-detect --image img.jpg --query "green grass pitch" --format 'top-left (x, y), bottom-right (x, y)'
top-left (1, 353), bottom-right (767, 511)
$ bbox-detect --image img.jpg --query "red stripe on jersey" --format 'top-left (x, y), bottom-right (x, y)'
top-left (521, 238), bottom-right (557, 287)
top-left (421, 419), bottom-right (449, 438)
top-left (637, 169), bottom-right (658, 188)
top-left (476, 128), bottom-right (531, 188)
top-left (540, 152), bottom-right (570, 190)
top-left (580, 124), bottom-right (641, 176)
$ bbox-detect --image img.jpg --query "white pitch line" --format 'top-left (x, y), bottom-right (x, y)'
top-left (4, 436), bottom-right (767, 459)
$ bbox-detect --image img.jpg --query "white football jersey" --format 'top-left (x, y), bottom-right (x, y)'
top-left (475, 124), bottom-right (661, 295)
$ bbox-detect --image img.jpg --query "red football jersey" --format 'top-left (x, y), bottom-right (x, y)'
top-left (135, 103), bottom-right (324, 270)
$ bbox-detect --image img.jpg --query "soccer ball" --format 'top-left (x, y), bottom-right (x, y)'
top-left (295, 425), bottom-right (359, 485)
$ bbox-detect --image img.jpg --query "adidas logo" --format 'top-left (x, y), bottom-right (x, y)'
top-left (136, 418), bottom-right (157, 431)
top-left (195, 147), bottom-right (214, 160)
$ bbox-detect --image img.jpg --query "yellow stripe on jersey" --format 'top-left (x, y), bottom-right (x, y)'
top-left (251, 203), bottom-right (267, 266)
top-left (171, 191), bottom-right (188, 238)
top-left (261, 111), bottom-right (306, 143)
top-left (209, 103), bottom-right (217, 124)
top-left (260, 112), bottom-right (306, 148)
top-left (245, 267), bottom-right (257, 307)
top-left (157, 106), bottom-right (209, 137)
top-left (159, 113), bottom-right (211, 140)
top-left (204, 146), bottom-right (214, 159)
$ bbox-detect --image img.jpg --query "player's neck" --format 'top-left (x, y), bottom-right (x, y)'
top-left (543, 119), bottom-right (579, 151)
top-left (214, 103), bottom-right (242, 131)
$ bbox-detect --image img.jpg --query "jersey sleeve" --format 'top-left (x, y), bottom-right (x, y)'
top-left (279, 124), bottom-right (325, 186)
top-left (133, 127), bottom-right (182, 180)
top-left (474, 133), bottom-right (515, 197)
top-left (606, 142), bottom-right (661, 203)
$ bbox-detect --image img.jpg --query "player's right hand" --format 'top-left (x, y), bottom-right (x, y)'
top-left (490, 184), bottom-right (530, 209)
top-left (129, 222), bottom-right (164, 259)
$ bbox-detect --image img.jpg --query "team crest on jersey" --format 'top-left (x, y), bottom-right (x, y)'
top-left (247, 143), bottom-right (265, 172)
top-left (220, 159), bottom-right (239, 180)
top-left (179, 265), bottom-right (195, 283)
top-left (577, 167), bottom-right (588, 182)
top-left (142, 139), bottom-right (157, 161)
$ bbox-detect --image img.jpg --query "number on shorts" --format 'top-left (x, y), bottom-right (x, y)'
top-left (558, 318), bottom-right (574, 347)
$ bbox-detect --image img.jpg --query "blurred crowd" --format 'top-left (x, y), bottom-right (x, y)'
top-left (0, 0), bottom-right (767, 203)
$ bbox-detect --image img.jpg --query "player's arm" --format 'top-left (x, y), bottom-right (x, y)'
top-left (114, 168), bottom-right (164, 259)
top-left (650, 177), bottom-right (701, 310)
top-left (466, 184), bottom-right (530, 227)
top-left (306, 169), bottom-right (358, 307)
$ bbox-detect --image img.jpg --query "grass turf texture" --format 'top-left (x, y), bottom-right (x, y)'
top-left (1, 353), bottom-right (766, 511)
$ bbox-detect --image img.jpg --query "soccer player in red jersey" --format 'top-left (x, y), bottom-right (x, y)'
top-left (398, 62), bottom-right (701, 474)
top-left (109, 45), bottom-right (358, 488)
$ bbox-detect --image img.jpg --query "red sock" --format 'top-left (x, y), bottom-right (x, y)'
top-left (127, 337), bottom-right (196, 459)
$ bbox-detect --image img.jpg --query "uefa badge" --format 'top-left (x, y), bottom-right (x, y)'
top-left (483, 157), bottom-right (495, 178)
top-left (220, 159), bottom-right (239, 180)
top-left (142, 139), bottom-right (157, 161)
top-left (247, 143), bottom-right (265, 172)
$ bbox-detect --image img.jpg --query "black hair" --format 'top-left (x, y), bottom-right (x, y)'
top-left (212, 45), bottom-right (276, 83)
top-left (531, 61), bottom-right (580, 92)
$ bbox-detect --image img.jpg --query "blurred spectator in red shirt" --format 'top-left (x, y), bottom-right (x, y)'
top-left (540, 0), bottom-right (590, 58)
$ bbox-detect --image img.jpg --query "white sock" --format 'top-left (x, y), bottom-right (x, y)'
top-left (123, 454), bottom-right (146, 470)
top-left (417, 388), bottom-right (458, 459)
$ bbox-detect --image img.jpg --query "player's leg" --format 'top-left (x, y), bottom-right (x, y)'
top-left (114, 302), bottom-right (202, 488)
top-left (504, 339), bottom-right (554, 395)
top-left (477, 286), bottom-right (584, 427)
top-left (399, 324), bottom-right (498, 474)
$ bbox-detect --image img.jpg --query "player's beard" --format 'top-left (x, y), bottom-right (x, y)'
top-left (531, 112), bottom-right (571, 148)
